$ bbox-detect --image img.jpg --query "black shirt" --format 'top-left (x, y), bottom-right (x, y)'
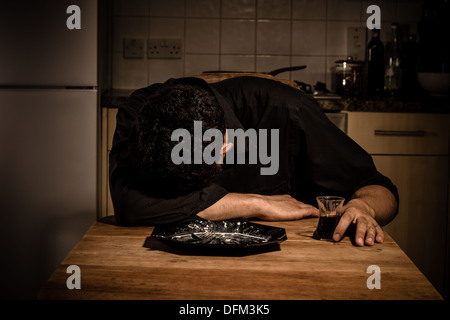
top-left (109, 76), bottom-right (398, 226)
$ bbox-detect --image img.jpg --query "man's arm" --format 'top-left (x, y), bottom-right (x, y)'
top-left (197, 193), bottom-right (319, 221)
top-left (333, 185), bottom-right (398, 246)
top-left (198, 185), bottom-right (397, 247)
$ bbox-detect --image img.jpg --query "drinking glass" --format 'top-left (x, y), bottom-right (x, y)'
top-left (314, 196), bottom-right (345, 241)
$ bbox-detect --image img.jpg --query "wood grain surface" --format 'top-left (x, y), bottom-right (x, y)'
top-left (37, 218), bottom-right (442, 300)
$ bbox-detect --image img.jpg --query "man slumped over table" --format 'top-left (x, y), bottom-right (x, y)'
top-left (109, 76), bottom-right (399, 247)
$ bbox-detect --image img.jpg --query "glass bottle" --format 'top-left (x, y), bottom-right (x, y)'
top-left (367, 29), bottom-right (384, 98)
top-left (384, 23), bottom-right (402, 96)
top-left (402, 34), bottom-right (420, 96)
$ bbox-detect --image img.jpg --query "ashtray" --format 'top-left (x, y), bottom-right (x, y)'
top-left (149, 218), bottom-right (287, 252)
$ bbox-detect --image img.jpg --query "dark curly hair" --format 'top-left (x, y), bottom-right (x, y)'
top-left (129, 82), bottom-right (226, 198)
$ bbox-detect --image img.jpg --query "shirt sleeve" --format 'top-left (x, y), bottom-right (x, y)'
top-left (295, 94), bottom-right (399, 207)
top-left (108, 82), bottom-right (229, 226)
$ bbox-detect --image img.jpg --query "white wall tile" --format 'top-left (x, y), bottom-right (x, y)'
top-left (113, 17), bottom-right (149, 52)
top-left (256, 20), bottom-right (291, 54)
top-left (186, 0), bottom-right (220, 18)
top-left (327, 21), bottom-right (362, 56)
top-left (149, 18), bottom-right (185, 38)
top-left (185, 54), bottom-right (220, 75)
top-left (222, 0), bottom-right (256, 18)
top-left (109, 0), bottom-right (426, 91)
top-left (221, 20), bottom-right (256, 54)
top-left (185, 19), bottom-right (220, 54)
top-left (326, 56), bottom-right (340, 91)
top-left (149, 0), bottom-right (185, 17)
top-left (112, 52), bottom-right (148, 89)
top-left (291, 56), bottom-right (326, 85)
top-left (292, 0), bottom-right (326, 20)
top-left (256, 55), bottom-right (291, 77)
top-left (220, 55), bottom-right (255, 72)
top-left (257, 0), bottom-right (291, 19)
top-left (148, 59), bottom-right (184, 84)
top-left (292, 20), bottom-right (326, 55)
top-left (327, 0), bottom-right (362, 21)
top-left (114, 0), bottom-right (149, 16)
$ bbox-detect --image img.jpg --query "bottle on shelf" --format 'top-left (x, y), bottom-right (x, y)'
top-left (402, 33), bottom-right (420, 96)
top-left (384, 23), bottom-right (402, 96)
top-left (367, 29), bottom-right (384, 98)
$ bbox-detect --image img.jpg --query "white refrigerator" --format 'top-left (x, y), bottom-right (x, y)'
top-left (0, 0), bottom-right (98, 299)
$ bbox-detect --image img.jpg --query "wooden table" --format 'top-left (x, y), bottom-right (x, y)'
top-left (37, 217), bottom-right (442, 300)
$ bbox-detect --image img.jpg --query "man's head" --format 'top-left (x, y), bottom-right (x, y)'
top-left (129, 82), bottom-right (228, 198)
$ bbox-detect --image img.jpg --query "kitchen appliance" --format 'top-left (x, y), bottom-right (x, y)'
top-left (335, 56), bottom-right (364, 98)
top-left (0, 0), bottom-right (98, 299)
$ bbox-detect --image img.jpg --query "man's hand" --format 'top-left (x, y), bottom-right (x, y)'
top-left (197, 193), bottom-right (318, 221)
top-left (332, 185), bottom-right (397, 246)
top-left (333, 198), bottom-right (384, 246)
top-left (258, 194), bottom-right (319, 221)
top-left (198, 185), bottom-right (397, 247)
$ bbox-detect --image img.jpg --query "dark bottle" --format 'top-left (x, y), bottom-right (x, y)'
top-left (402, 34), bottom-right (420, 96)
top-left (367, 29), bottom-right (384, 98)
top-left (384, 23), bottom-right (402, 96)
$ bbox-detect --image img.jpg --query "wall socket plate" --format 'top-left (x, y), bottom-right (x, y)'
top-left (347, 27), bottom-right (366, 61)
top-left (123, 38), bottom-right (145, 58)
top-left (148, 39), bottom-right (182, 59)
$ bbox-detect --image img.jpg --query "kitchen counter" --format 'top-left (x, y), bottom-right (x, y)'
top-left (38, 217), bottom-right (442, 301)
top-left (339, 96), bottom-right (450, 113)
top-left (102, 89), bottom-right (449, 114)
top-left (102, 71), bottom-right (450, 113)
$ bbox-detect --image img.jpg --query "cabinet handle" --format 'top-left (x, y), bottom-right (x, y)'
top-left (374, 130), bottom-right (426, 137)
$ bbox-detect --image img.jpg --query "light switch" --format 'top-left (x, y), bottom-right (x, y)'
top-left (123, 38), bottom-right (145, 59)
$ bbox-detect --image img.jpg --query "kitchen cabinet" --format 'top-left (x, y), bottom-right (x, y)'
top-left (100, 107), bottom-right (118, 218)
top-left (346, 111), bottom-right (450, 297)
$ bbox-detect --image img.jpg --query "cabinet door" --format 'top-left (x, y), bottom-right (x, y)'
top-left (346, 112), bottom-right (449, 155)
top-left (374, 155), bottom-right (449, 295)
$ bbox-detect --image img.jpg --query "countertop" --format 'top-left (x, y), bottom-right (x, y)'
top-left (101, 89), bottom-right (449, 114)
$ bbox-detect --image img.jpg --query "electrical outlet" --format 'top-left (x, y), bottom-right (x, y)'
top-left (148, 39), bottom-right (182, 59)
top-left (347, 27), bottom-right (366, 61)
top-left (123, 38), bottom-right (145, 58)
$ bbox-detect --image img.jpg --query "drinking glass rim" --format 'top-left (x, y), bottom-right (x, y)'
top-left (316, 196), bottom-right (345, 201)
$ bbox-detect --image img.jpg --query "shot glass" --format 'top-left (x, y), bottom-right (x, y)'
top-left (314, 196), bottom-right (345, 241)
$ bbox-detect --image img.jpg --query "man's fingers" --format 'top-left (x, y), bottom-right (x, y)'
top-left (270, 194), bottom-right (319, 218)
top-left (333, 211), bottom-right (354, 241)
top-left (364, 224), bottom-right (376, 246)
top-left (354, 216), bottom-right (370, 246)
top-left (302, 206), bottom-right (319, 218)
top-left (331, 202), bottom-right (384, 246)
top-left (374, 224), bottom-right (384, 243)
top-left (354, 217), bottom-right (384, 246)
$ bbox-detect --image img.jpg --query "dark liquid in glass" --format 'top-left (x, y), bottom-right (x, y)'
top-left (315, 215), bottom-right (341, 240)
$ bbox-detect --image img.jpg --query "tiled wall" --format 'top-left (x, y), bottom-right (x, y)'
top-left (111, 0), bottom-right (423, 91)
